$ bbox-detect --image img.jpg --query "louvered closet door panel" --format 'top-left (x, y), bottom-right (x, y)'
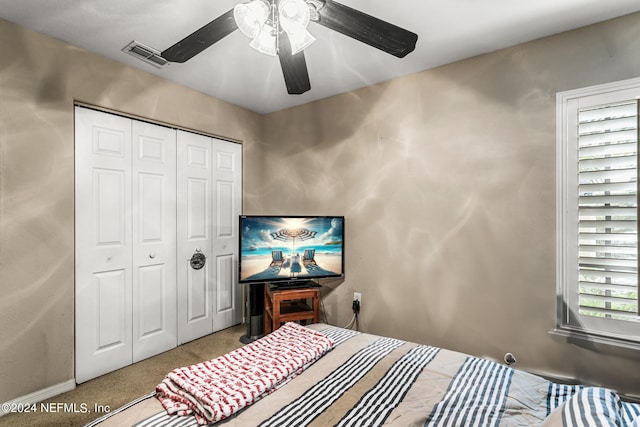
top-left (75, 107), bottom-right (133, 383)
top-left (132, 121), bottom-right (177, 362)
top-left (177, 130), bottom-right (215, 343)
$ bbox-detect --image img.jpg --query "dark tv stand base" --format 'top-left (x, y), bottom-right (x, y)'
top-left (240, 282), bottom-right (265, 343)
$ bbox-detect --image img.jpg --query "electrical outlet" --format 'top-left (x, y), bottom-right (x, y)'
top-left (353, 292), bottom-right (361, 304)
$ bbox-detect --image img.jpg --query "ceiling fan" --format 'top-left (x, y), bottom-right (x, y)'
top-left (160, 0), bottom-right (418, 95)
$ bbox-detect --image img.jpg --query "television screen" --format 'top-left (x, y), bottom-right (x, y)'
top-left (239, 215), bottom-right (344, 284)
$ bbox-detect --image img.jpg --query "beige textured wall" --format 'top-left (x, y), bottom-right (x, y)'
top-left (0, 19), bottom-right (263, 402)
top-left (2, 10), bottom-right (640, 404)
top-left (262, 13), bottom-right (640, 396)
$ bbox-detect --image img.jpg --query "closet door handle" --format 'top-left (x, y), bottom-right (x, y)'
top-left (190, 249), bottom-right (206, 270)
top-left (149, 253), bottom-right (156, 259)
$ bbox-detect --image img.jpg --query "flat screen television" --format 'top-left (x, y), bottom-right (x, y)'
top-left (239, 215), bottom-right (344, 286)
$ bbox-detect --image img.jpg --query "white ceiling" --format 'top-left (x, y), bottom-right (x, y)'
top-left (2, 0), bottom-right (640, 114)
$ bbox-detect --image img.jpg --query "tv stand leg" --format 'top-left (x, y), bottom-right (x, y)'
top-left (240, 283), bottom-right (265, 344)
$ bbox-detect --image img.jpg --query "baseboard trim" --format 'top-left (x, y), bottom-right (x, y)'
top-left (0, 379), bottom-right (76, 417)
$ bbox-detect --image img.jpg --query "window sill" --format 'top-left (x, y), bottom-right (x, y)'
top-left (549, 327), bottom-right (640, 356)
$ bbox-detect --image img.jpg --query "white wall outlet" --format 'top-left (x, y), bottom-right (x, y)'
top-left (354, 292), bottom-right (362, 303)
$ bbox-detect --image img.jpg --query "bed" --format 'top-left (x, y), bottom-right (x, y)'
top-left (87, 322), bottom-right (640, 426)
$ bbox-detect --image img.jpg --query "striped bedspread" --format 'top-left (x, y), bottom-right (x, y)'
top-left (92, 324), bottom-right (640, 427)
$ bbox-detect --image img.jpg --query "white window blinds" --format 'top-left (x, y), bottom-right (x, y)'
top-left (577, 101), bottom-right (639, 322)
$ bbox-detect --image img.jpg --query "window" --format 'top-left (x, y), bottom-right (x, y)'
top-left (557, 78), bottom-right (640, 346)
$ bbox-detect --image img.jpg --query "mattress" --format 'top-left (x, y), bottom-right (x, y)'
top-left (86, 323), bottom-right (640, 427)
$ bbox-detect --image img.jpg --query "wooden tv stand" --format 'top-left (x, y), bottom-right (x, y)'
top-left (264, 285), bottom-right (320, 334)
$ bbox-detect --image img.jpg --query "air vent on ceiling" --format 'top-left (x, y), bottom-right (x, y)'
top-left (122, 40), bottom-right (169, 69)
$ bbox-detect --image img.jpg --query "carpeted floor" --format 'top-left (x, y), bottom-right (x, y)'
top-left (0, 323), bottom-right (247, 427)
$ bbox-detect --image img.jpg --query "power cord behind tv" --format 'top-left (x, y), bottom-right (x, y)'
top-left (352, 300), bottom-right (360, 314)
top-left (343, 300), bottom-right (360, 331)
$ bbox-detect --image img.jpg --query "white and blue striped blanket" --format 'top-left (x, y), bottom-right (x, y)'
top-left (90, 324), bottom-right (640, 427)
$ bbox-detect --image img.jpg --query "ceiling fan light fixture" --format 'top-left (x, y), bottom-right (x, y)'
top-left (234, 0), bottom-right (269, 39)
top-left (278, 0), bottom-right (311, 32)
top-left (286, 27), bottom-right (316, 55)
top-left (249, 23), bottom-right (278, 56)
top-left (306, 0), bottom-right (325, 21)
top-left (278, 0), bottom-right (314, 55)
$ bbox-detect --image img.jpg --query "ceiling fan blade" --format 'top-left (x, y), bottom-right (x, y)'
top-left (314, 0), bottom-right (418, 58)
top-left (278, 32), bottom-right (311, 95)
top-left (161, 9), bottom-right (237, 63)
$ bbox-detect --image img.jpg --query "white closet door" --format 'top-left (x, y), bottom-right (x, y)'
top-left (177, 133), bottom-right (242, 342)
top-left (212, 139), bottom-right (242, 330)
top-left (131, 121), bottom-right (177, 362)
top-left (75, 107), bottom-right (133, 383)
top-left (177, 131), bottom-right (215, 343)
top-left (76, 108), bottom-right (242, 380)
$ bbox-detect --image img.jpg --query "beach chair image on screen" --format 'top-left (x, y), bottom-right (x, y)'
top-left (269, 250), bottom-right (284, 272)
top-left (303, 249), bottom-right (316, 267)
